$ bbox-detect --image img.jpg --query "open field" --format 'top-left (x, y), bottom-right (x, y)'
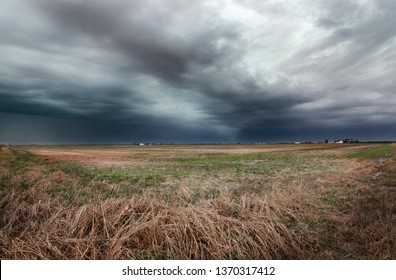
top-left (1, 143), bottom-right (395, 259)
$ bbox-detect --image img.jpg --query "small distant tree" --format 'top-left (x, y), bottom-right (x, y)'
top-left (325, 139), bottom-right (328, 143)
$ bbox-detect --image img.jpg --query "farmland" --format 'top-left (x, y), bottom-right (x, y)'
top-left (0, 143), bottom-right (395, 259)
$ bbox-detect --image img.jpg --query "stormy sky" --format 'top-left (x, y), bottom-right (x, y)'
top-left (1, 0), bottom-right (396, 144)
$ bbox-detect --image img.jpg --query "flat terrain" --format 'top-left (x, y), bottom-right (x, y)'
top-left (29, 144), bottom-right (350, 166)
top-left (0, 143), bottom-right (395, 259)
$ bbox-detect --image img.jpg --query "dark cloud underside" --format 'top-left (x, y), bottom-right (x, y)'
top-left (1, 0), bottom-right (396, 143)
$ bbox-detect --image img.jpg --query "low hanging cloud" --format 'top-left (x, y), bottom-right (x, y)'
top-left (1, 0), bottom-right (396, 143)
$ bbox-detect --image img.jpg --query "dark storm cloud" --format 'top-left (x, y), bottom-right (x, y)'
top-left (37, 0), bottom-right (239, 81)
top-left (1, 0), bottom-right (396, 143)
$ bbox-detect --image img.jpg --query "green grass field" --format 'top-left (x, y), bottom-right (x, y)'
top-left (0, 144), bottom-right (395, 259)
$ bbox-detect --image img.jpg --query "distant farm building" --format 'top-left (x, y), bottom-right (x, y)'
top-left (335, 139), bottom-right (358, 144)
top-left (344, 139), bottom-right (358, 143)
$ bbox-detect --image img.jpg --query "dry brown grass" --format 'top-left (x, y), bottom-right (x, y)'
top-left (0, 144), bottom-right (395, 259)
top-left (0, 187), bottom-right (316, 259)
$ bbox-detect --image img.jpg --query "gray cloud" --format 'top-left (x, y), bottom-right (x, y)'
top-left (1, 0), bottom-right (396, 143)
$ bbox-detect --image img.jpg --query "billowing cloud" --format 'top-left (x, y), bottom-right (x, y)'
top-left (1, 0), bottom-right (395, 144)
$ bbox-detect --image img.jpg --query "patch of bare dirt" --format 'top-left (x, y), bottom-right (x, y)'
top-left (30, 149), bottom-right (145, 167)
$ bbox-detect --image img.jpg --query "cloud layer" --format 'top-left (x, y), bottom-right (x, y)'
top-left (1, 0), bottom-right (396, 143)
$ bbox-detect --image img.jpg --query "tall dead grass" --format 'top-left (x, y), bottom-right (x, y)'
top-left (0, 184), bottom-right (317, 259)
